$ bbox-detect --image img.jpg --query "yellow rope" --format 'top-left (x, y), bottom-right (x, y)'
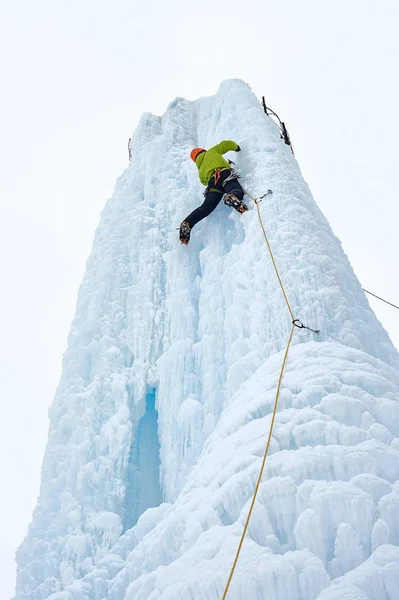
top-left (221, 323), bottom-right (295, 600)
top-left (221, 190), bottom-right (296, 599)
top-left (246, 190), bottom-right (294, 320)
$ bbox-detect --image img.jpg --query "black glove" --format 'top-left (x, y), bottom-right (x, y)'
top-left (235, 145), bottom-right (241, 152)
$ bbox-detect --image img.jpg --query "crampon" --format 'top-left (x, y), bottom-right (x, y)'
top-left (179, 221), bottom-right (191, 245)
top-left (224, 194), bottom-right (248, 214)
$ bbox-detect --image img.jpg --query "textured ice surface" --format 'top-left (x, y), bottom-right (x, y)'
top-left (15, 80), bottom-right (399, 599)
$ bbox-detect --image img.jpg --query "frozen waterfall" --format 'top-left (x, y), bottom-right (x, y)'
top-left (15, 80), bottom-right (399, 600)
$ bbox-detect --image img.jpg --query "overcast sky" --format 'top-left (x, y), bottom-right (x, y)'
top-left (1, 1), bottom-right (399, 597)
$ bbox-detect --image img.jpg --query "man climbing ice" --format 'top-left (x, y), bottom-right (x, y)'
top-left (179, 140), bottom-right (248, 244)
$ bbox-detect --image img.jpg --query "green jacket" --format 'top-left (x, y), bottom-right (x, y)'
top-left (195, 140), bottom-right (239, 186)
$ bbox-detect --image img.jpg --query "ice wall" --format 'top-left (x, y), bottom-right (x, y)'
top-left (15, 80), bottom-right (399, 600)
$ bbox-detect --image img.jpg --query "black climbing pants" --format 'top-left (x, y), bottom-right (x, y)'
top-left (184, 169), bottom-right (244, 228)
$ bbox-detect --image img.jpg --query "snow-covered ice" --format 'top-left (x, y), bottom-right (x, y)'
top-left (15, 80), bottom-right (399, 599)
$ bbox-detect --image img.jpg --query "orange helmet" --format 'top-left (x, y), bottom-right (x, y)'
top-left (190, 147), bottom-right (205, 162)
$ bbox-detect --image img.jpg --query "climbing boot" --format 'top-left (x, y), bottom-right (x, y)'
top-left (224, 194), bottom-right (248, 214)
top-left (179, 221), bottom-right (191, 244)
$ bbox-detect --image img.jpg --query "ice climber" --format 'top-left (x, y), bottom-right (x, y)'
top-left (179, 140), bottom-right (247, 244)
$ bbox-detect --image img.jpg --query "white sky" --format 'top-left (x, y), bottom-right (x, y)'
top-left (1, 1), bottom-right (398, 597)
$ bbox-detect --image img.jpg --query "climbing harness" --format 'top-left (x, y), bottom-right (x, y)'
top-left (261, 97), bottom-right (294, 155)
top-left (221, 188), bottom-right (319, 600)
top-left (222, 169), bottom-right (240, 186)
top-left (210, 167), bottom-right (238, 188)
top-left (213, 168), bottom-right (222, 185)
top-left (203, 168), bottom-right (241, 198)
